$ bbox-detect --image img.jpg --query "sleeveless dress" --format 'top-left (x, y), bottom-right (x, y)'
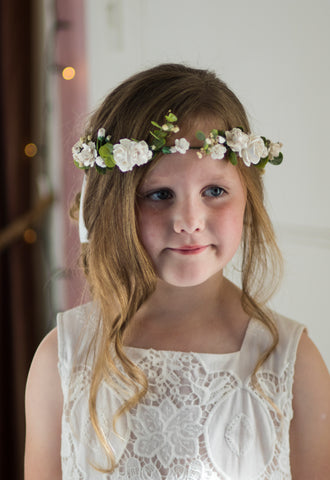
top-left (57, 302), bottom-right (305, 480)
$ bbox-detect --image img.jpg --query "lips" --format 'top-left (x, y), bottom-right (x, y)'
top-left (169, 245), bottom-right (208, 255)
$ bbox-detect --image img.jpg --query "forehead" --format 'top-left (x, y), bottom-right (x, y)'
top-left (142, 150), bottom-right (244, 188)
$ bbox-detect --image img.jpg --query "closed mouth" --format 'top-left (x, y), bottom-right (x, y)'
top-left (169, 245), bottom-right (208, 255)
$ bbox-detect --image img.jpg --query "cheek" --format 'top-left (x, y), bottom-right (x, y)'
top-left (214, 201), bottom-right (246, 240)
top-left (137, 206), bottom-right (166, 252)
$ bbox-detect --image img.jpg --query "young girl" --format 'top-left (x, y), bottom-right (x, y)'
top-left (25, 64), bottom-right (330, 480)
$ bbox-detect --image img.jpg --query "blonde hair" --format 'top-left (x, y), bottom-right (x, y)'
top-left (71, 63), bottom-right (282, 472)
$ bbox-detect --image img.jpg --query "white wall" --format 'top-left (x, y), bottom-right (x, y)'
top-left (84, 0), bottom-right (330, 367)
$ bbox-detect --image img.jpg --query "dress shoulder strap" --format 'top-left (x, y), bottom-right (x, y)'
top-left (264, 312), bottom-right (306, 372)
top-left (237, 313), bottom-right (305, 382)
top-left (57, 302), bottom-right (99, 388)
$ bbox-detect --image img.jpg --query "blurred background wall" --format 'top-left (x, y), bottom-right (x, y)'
top-left (1, 0), bottom-right (329, 478)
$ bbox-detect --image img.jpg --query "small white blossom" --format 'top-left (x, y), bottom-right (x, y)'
top-left (205, 138), bottom-right (212, 145)
top-left (72, 140), bottom-right (97, 167)
top-left (162, 124), bottom-right (169, 131)
top-left (172, 126), bottom-right (180, 133)
top-left (217, 135), bottom-right (226, 144)
top-left (95, 156), bottom-right (106, 168)
top-left (225, 128), bottom-right (249, 156)
top-left (170, 138), bottom-right (190, 154)
top-left (97, 128), bottom-right (106, 138)
top-left (268, 142), bottom-right (282, 160)
top-left (72, 139), bottom-right (83, 155)
top-left (241, 135), bottom-right (268, 167)
top-left (210, 144), bottom-right (227, 160)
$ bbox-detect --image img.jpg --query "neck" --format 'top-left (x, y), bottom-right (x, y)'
top-left (145, 274), bottom-right (226, 321)
top-left (124, 273), bottom-right (249, 352)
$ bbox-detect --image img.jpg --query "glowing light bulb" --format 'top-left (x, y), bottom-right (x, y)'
top-left (24, 143), bottom-right (38, 157)
top-left (62, 66), bottom-right (76, 80)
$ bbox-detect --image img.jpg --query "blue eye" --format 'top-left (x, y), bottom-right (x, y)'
top-left (204, 186), bottom-right (225, 197)
top-left (147, 189), bottom-right (173, 201)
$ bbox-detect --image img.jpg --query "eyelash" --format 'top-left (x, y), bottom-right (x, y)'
top-left (143, 186), bottom-right (226, 201)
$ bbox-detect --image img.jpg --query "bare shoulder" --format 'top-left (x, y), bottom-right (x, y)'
top-left (25, 327), bottom-right (63, 480)
top-left (290, 331), bottom-right (330, 479)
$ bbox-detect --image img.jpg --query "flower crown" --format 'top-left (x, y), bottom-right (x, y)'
top-left (72, 112), bottom-right (283, 173)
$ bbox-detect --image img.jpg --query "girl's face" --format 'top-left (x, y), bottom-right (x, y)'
top-left (137, 150), bottom-right (247, 288)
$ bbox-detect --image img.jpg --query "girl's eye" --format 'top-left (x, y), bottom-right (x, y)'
top-left (203, 186), bottom-right (225, 198)
top-left (146, 189), bottom-right (173, 201)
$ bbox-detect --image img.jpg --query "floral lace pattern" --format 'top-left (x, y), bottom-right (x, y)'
top-left (58, 305), bottom-right (304, 480)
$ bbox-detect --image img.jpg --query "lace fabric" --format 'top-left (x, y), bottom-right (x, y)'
top-left (57, 303), bottom-right (304, 480)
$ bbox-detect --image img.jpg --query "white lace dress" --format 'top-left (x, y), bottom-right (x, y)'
top-left (57, 302), bottom-right (304, 480)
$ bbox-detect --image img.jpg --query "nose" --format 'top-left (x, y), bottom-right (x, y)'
top-left (173, 198), bottom-right (205, 234)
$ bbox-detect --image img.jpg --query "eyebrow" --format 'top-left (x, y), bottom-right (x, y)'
top-left (142, 172), bottom-right (231, 187)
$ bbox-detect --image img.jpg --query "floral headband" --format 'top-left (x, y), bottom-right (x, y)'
top-left (72, 112), bottom-right (283, 173)
top-left (75, 112), bottom-right (283, 243)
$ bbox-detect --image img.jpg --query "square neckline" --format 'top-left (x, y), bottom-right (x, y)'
top-left (124, 318), bottom-right (256, 359)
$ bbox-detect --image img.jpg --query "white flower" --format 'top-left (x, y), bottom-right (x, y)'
top-left (113, 139), bottom-right (135, 172)
top-left (113, 139), bottom-right (152, 172)
top-left (95, 156), bottom-right (106, 168)
top-left (162, 124), bottom-right (169, 131)
top-left (210, 144), bottom-right (227, 160)
top-left (170, 138), bottom-right (190, 154)
top-left (225, 128), bottom-right (249, 155)
top-left (172, 126), bottom-right (180, 133)
top-left (217, 135), bottom-right (226, 144)
top-left (72, 140), bottom-right (97, 167)
top-left (134, 140), bottom-right (153, 166)
top-left (268, 142), bottom-right (282, 160)
top-left (241, 135), bottom-right (268, 167)
top-left (97, 128), bottom-right (106, 138)
top-left (72, 138), bottom-right (83, 155)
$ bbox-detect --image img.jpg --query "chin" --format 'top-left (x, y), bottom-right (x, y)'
top-left (161, 270), bottom-right (221, 288)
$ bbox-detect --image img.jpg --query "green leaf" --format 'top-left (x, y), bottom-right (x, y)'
top-left (95, 165), bottom-right (107, 174)
top-left (150, 131), bottom-right (160, 140)
top-left (165, 112), bottom-right (177, 123)
top-left (99, 143), bottom-right (115, 168)
top-left (261, 136), bottom-right (270, 148)
top-left (161, 146), bottom-right (172, 154)
top-left (196, 131), bottom-right (206, 141)
top-left (151, 120), bottom-right (162, 129)
top-left (73, 160), bottom-right (87, 170)
top-left (229, 150), bottom-right (237, 165)
top-left (269, 152), bottom-right (283, 165)
top-left (150, 129), bottom-right (167, 140)
top-left (211, 129), bottom-right (219, 138)
top-left (256, 156), bottom-right (269, 169)
top-left (151, 137), bottom-right (166, 150)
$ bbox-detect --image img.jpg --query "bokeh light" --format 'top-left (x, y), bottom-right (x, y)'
top-left (62, 66), bottom-right (76, 80)
top-left (23, 229), bottom-right (37, 244)
top-left (24, 143), bottom-right (38, 157)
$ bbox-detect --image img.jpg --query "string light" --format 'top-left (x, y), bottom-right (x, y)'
top-left (62, 66), bottom-right (76, 80)
top-left (24, 143), bottom-right (38, 157)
